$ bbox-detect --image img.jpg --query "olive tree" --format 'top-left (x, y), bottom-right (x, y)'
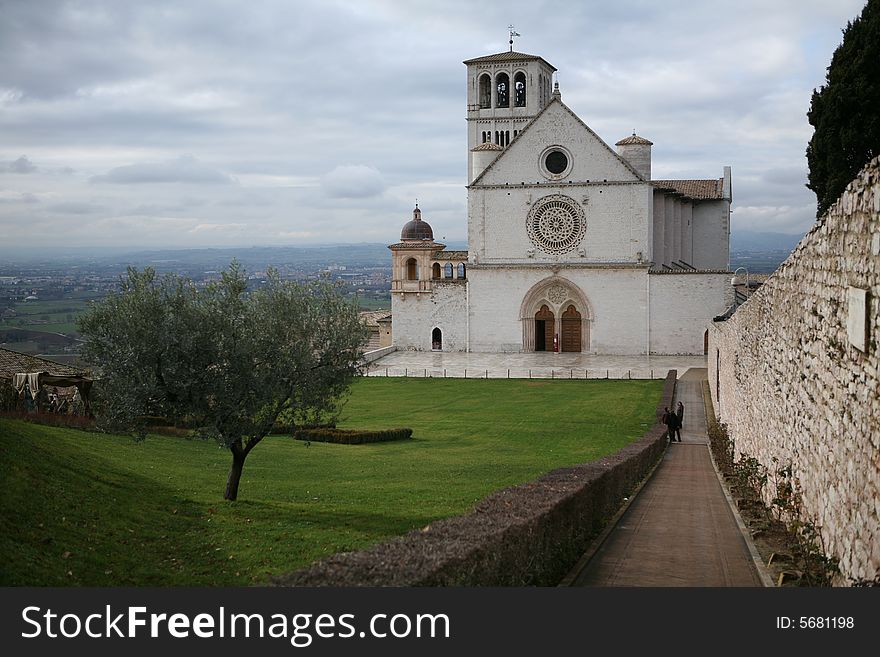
top-left (79, 263), bottom-right (367, 500)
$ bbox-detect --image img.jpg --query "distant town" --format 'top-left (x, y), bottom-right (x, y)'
top-left (0, 236), bottom-right (797, 364)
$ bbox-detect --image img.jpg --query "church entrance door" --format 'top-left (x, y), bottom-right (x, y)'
top-left (534, 305), bottom-right (554, 351)
top-left (561, 305), bottom-right (581, 352)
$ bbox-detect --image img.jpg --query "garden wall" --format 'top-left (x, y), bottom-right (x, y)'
top-left (272, 371), bottom-right (676, 586)
top-left (708, 156), bottom-right (880, 584)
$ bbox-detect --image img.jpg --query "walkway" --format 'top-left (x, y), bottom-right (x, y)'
top-left (567, 368), bottom-right (764, 586)
top-left (366, 350), bottom-right (706, 380)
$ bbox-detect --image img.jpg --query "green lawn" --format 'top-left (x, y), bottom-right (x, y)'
top-left (0, 378), bottom-right (661, 586)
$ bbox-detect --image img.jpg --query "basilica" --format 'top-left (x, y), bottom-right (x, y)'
top-left (389, 49), bottom-right (733, 355)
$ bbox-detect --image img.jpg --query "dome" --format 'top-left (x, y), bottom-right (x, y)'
top-left (400, 205), bottom-right (434, 241)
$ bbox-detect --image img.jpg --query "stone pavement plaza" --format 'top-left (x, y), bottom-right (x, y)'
top-left (366, 350), bottom-right (707, 380)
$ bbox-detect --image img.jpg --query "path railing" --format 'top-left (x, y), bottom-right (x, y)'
top-left (364, 367), bottom-right (665, 380)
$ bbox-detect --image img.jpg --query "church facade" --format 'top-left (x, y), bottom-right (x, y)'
top-left (389, 50), bottom-right (734, 355)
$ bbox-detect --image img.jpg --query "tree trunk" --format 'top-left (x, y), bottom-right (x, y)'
top-left (224, 443), bottom-right (247, 501)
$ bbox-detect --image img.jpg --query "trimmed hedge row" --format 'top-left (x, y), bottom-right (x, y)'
top-left (272, 370), bottom-right (677, 587)
top-left (294, 427), bottom-right (413, 445)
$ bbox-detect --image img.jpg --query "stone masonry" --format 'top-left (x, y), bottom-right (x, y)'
top-left (708, 156), bottom-right (880, 584)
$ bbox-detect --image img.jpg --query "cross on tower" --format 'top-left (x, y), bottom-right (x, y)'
top-left (508, 25), bottom-right (520, 51)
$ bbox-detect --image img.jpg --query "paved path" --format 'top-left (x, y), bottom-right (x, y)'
top-left (569, 369), bottom-right (764, 586)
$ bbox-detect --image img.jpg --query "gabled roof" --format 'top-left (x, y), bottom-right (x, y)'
top-left (652, 179), bottom-right (724, 200)
top-left (469, 96), bottom-right (646, 186)
top-left (463, 51), bottom-right (557, 71)
top-left (0, 347), bottom-right (86, 379)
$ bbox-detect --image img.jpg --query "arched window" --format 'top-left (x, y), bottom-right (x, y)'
top-left (513, 130), bottom-right (518, 139)
top-left (478, 73), bottom-right (491, 108)
top-left (495, 73), bottom-right (509, 108)
top-left (514, 72), bottom-right (526, 107)
top-left (431, 327), bottom-right (442, 351)
top-left (538, 73), bottom-right (543, 104)
top-left (444, 263), bottom-right (453, 279)
top-left (406, 258), bottom-right (418, 281)
top-left (432, 263), bottom-right (441, 279)
top-left (505, 130), bottom-right (510, 146)
top-left (457, 263), bottom-right (466, 279)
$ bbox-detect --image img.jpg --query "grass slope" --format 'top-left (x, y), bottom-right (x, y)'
top-left (0, 378), bottom-right (661, 586)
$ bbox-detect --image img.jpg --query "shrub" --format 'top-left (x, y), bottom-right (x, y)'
top-left (293, 427), bottom-right (412, 445)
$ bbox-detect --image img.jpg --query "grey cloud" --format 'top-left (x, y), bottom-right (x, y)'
top-left (1, 155), bottom-right (37, 173)
top-left (48, 201), bottom-right (107, 215)
top-left (90, 155), bottom-right (235, 185)
top-left (321, 165), bottom-right (386, 199)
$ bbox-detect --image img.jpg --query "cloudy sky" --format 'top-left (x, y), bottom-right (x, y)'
top-left (0, 0), bottom-right (867, 250)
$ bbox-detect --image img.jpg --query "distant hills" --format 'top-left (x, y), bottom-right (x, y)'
top-left (730, 230), bottom-right (805, 252)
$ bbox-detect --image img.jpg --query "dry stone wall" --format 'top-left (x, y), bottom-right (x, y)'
top-left (708, 156), bottom-right (880, 584)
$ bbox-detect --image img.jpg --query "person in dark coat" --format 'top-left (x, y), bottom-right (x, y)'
top-left (676, 401), bottom-right (685, 429)
top-left (663, 406), bottom-right (681, 442)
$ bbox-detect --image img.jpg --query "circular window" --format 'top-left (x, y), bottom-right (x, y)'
top-left (545, 150), bottom-right (568, 174)
top-left (526, 194), bottom-right (586, 255)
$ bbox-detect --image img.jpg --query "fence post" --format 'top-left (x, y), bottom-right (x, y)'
top-left (570, 369), bottom-right (573, 379)
top-left (444, 369), bottom-right (447, 378)
top-left (507, 369), bottom-right (510, 379)
top-left (485, 369), bottom-right (488, 379)
top-left (606, 369), bottom-right (609, 379)
top-left (529, 369), bottom-right (531, 379)
top-left (628, 370), bottom-right (631, 379)
top-left (464, 369), bottom-right (467, 378)
top-left (405, 368), bottom-right (407, 377)
top-left (551, 370), bottom-right (554, 379)
top-left (425, 368), bottom-right (427, 378)
top-left (385, 367), bottom-right (388, 377)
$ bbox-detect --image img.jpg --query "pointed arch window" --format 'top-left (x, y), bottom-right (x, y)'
top-left (514, 72), bottom-right (526, 107)
top-left (478, 74), bottom-right (491, 108)
top-left (495, 73), bottom-right (509, 108)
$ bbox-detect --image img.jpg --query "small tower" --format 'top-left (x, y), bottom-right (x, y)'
top-left (464, 50), bottom-right (556, 179)
top-left (615, 132), bottom-right (653, 180)
top-left (389, 205), bottom-right (444, 296)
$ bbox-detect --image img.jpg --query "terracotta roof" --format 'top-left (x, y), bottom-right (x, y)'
top-left (616, 134), bottom-right (653, 146)
top-left (463, 51), bottom-right (557, 71)
top-left (431, 250), bottom-right (468, 261)
top-left (0, 347), bottom-right (86, 379)
top-left (359, 311), bottom-right (391, 328)
top-left (652, 179), bottom-right (724, 200)
top-left (388, 241), bottom-right (446, 250)
top-left (472, 142), bottom-right (504, 151)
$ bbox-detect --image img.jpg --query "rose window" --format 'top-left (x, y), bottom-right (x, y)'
top-left (526, 195), bottom-right (585, 255)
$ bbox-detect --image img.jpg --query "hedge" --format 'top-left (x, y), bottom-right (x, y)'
top-left (293, 427), bottom-right (413, 445)
top-left (272, 370), bottom-right (677, 586)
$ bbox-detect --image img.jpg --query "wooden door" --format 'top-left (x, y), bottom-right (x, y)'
top-left (535, 305), bottom-right (554, 352)
top-left (561, 305), bottom-right (581, 352)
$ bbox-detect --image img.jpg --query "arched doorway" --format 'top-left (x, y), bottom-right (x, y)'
top-left (534, 305), bottom-right (554, 351)
top-left (561, 305), bottom-right (581, 352)
top-left (432, 327), bottom-right (442, 351)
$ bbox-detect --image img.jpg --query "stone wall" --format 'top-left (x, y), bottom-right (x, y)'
top-left (708, 156), bottom-right (880, 584)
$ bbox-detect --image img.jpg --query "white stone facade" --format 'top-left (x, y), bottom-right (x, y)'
top-left (390, 48), bottom-right (733, 356)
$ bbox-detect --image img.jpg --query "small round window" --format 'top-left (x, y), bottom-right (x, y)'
top-left (545, 150), bottom-right (568, 175)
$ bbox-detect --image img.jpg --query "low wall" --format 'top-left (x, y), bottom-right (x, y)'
top-left (708, 156), bottom-right (880, 584)
top-left (361, 345), bottom-right (396, 364)
top-left (272, 371), bottom-right (676, 586)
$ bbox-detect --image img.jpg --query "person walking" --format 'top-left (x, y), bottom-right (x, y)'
top-left (662, 407), bottom-right (681, 442)
top-left (676, 401), bottom-right (685, 430)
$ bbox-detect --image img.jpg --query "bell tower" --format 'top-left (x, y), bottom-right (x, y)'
top-left (463, 45), bottom-right (556, 180)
